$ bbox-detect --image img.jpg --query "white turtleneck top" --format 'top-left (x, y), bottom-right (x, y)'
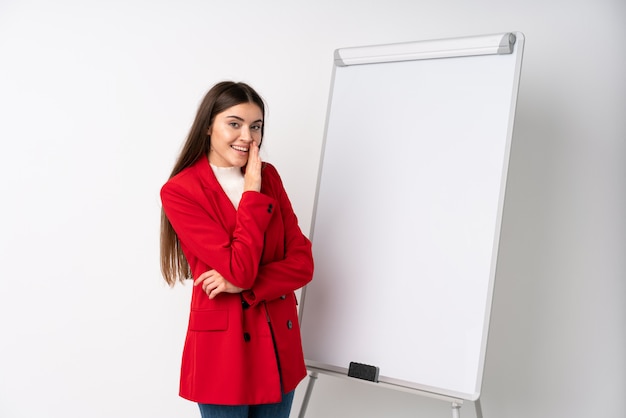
top-left (210, 164), bottom-right (245, 209)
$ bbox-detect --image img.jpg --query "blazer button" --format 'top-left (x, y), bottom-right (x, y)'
top-left (280, 295), bottom-right (286, 300)
top-left (243, 332), bottom-right (251, 342)
top-left (267, 204), bottom-right (273, 213)
top-left (286, 320), bottom-right (293, 329)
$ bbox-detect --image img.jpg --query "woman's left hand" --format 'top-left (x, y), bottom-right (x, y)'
top-left (194, 269), bottom-right (245, 299)
top-left (243, 140), bottom-right (262, 192)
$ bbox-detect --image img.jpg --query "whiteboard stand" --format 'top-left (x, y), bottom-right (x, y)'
top-left (451, 402), bottom-right (462, 418)
top-left (475, 398), bottom-right (484, 418)
top-left (297, 366), bottom-right (474, 418)
top-left (297, 371), bottom-right (318, 418)
top-left (451, 399), bottom-right (483, 418)
top-left (298, 31), bottom-right (524, 418)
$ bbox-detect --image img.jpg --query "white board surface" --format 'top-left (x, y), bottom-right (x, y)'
top-left (300, 33), bottom-right (524, 401)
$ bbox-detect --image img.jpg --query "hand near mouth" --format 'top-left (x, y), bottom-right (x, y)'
top-left (243, 141), bottom-right (262, 192)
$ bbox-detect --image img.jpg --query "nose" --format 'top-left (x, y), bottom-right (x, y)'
top-left (240, 126), bottom-right (253, 142)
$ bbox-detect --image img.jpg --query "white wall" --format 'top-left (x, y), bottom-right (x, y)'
top-left (0, 1), bottom-right (623, 418)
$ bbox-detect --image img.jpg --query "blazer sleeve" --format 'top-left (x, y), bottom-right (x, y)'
top-left (243, 172), bottom-right (314, 306)
top-left (161, 179), bottom-right (276, 289)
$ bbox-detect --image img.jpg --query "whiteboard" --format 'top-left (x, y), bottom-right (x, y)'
top-left (299, 32), bottom-right (524, 401)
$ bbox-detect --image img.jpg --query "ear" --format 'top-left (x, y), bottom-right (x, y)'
top-left (206, 126), bottom-right (212, 136)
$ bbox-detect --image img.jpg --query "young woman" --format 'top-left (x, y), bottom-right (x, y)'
top-left (160, 81), bottom-right (314, 418)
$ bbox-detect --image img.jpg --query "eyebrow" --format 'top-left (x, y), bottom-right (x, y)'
top-left (225, 115), bottom-right (263, 124)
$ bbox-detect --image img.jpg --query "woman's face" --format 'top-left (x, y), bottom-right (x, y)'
top-left (207, 102), bottom-right (263, 168)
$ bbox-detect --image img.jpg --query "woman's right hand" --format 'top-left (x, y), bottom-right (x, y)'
top-left (194, 269), bottom-right (245, 299)
top-left (243, 141), bottom-right (262, 192)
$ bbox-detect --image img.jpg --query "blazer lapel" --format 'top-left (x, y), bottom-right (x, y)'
top-left (194, 156), bottom-right (238, 233)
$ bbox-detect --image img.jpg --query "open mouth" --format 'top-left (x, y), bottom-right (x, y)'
top-left (231, 145), bottom-right (249, 152)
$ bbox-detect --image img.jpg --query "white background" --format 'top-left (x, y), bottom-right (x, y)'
top-left (0, 1), bottom-right (623, 417)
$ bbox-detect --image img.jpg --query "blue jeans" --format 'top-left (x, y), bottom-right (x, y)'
top-left (198, 390), bottom-right (295, 418)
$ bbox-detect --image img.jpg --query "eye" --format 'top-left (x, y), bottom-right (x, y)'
top-left (229, 122), bottom-right (240, 128)
top-left (251, 124), bottom-right (262, 131)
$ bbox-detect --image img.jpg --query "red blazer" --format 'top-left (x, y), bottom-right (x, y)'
top-left (160, 157), bottom-right (314, 405)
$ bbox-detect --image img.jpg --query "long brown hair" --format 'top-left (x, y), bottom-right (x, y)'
top-left (160, 81), bottom-right (266, 286)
